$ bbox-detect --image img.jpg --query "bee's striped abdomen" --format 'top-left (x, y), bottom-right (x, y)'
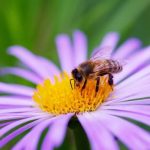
top-left (106, 60), bottom-right (123, 74)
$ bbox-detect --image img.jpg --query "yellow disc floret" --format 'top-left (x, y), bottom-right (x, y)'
top-left (33, 73), bottom-right (113, 115)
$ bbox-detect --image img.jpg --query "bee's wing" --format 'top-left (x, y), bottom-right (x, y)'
top-left (92, 60), bottom-right (111, 73)
top-left (90, 47), bottom-right (113, 61)
top-left (91, 59), bottom-right (127, 74)
top-left (116, 59), bottom-right (127, 66)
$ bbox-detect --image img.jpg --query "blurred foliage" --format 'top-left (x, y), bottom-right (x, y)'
top-left (0, 0), bottom-right (150, 150)
top-left (0, 0), bottom-right (150, 67)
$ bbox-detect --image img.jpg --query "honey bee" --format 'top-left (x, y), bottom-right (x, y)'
top-left (70, 47), bottom-right (124, 93)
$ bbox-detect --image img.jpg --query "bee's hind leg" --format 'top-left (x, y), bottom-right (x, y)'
top-left (108, 74), bottom-right (114, 90)
top-left (108, 74), bottom-right (113, 85)
top-left (95, 77), bottom-right (100, 96)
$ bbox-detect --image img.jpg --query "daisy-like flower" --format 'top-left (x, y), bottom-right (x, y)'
top-left (0, 30), bottom-right (150, 150)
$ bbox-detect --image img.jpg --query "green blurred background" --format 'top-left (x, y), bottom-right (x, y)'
top-left (1, 0), bottom-right (150, 149)
top-left (0, 0), bottom-right (150, 68)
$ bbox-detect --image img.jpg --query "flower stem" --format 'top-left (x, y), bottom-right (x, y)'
top-left (69, 117), bottom-right (90, 150)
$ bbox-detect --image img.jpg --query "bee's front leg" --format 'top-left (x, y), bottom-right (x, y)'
top-left (70, 79), bottom-right (74, 90)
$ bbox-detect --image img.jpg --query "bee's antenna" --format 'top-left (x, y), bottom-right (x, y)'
top-left (70, 79), bottom-right (75, 90)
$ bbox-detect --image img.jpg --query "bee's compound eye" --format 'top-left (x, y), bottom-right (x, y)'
top-left (72, 69), bottom-right (83, 82)
top-left (72, 69), bottom-right (78, 75)
top-left (76, 73), bottom-right (83, 82)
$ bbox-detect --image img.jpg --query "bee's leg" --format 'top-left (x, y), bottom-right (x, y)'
top-left (95, 77), bottom-right (100, 95)
top-left (108, 74), bottom-right (114, 90)
top-left (70, 79), bottom-right (75, 90)
top-left (82, 79), bottom-right (87, 90)
top-left (81, 79), bottom-right (87, 95)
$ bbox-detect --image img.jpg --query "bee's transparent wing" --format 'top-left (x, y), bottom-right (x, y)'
top-left (90, 46), bottom-right (113, 61)
top-left (116, 59), bottom-right (128, 66)
top-left (92, 59), bottom-right (127, 74)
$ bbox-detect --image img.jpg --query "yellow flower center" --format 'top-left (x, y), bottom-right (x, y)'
top-left (33, 73), bottom-right (113, 115)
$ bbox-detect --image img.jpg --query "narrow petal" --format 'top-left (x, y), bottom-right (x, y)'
top-left (12, 116), bottom-right (60, 150)
top-left (113, 99), bottom-right (150, 105)
top-left (0, 107), bottom-right (39, 113)
top-left (0, 67), bottom-right (42, 84)
top-left (0, 121), bottom-right (13, 128)
top-left (37, 56), bottom-right (60, 77)
top-left (105, 74), bottom-right (150, 104)
top-left (106, 85), bottom-right (150, 104)
top-left (92, 112), bottom-right (150, 150)
top-left (99, 32), bottom-right (120, 50)
top-left (78, 113), bottom-right (119, 150)
top-left (0, 82), bottom-right (34, 96)
top-left (73, 30), bottom-right (87, 66)
top-left (0, 116), bottom-right (31, 121)
top-left (0, 118), bottom-right (45, 148)
top-left (41, 114), bottom-right (72, 150)
top-left (13, 116), bottom-right (67, 150)
top-left (0, 113), bottom-right (48, 121)
top-left (115, 46), bottom-right (150, 83)
top-left (112, 38), bottom-right (141, 59)
top-left (0, 96), bottom-right (34, 106)
top-left (115, 65), bottom-right (150, 89)
top-left (91, 32), bottom-right (119, 58)
top-left (8, 46), bottom-right (51, 79)
top-left (0, 116), bottom-right (45, 137)
top-left (102, 109), bottom-right (150, 126)
top-left (55, 35), bottom-right (73, 73)
top-left (1, 112), bottom-right (49, 118)
top-left (101, 105), bottom-right (150, 116)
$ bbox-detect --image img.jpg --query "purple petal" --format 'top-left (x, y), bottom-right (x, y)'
top-left (0, 118), bottom-right (45, 148)
top-left (55, 35), bottom-right (73, 73)
top-left (78, 113), bottom-right (119, 150)
top-left (115, 64), bottom-right (150, 89)
top-left (12, 116), bottom-right (61, 150)
top-left (41, 114), bottom-right (72, 150)
top-left (12, 118), bottom-right (52, 150)
top-left (37, 56), bottom-right (60, 77)
top-left (112, 38), bottom-right (141, 59)
top-left (1, 111), bottom-right (49, 118)
top-left (0, 121), bottom-right (13, 128)
top-left (115, 46), bottom-right (150, 83)
top-left (99, 32), bottom-right (120, 50)
top-left (101, 105), bottom-right (150, 116)
top-left (73, 30), bottom-right (87, 66)
top-left (91, 112), bottom-right (150, 150)
top-left (0, 82), bottom-right (34, 96)
top-left (0, 105), bottom-right (32, 109)
top-left (0, 67), bottom-right (42, 84)
top-left (101, 109), bottom-right (150, 126)
top-left (112, 99), bottom-right (150, 105)
top-left (91, 32), bottom-right (119, 59)
top-left (105, 74), bottom-right (150, 104)
top-left (0, 96), bottom-right (34, 106)
top-left (0, 112), bottom-right (49, 121)
top-left (0, 116), bottom-right (31, 121)
top-left (0, 116), bottom-right (46, 137)
top-left (0, 107), bottom-right (39, 113)
top-left (106, 85), bottom-right (150, 104)
top-left (8, 46), bottom-right (51, 79)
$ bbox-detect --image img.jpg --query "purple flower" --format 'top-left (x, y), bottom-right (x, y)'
top-left (0, 30), bottom-right (150, 150)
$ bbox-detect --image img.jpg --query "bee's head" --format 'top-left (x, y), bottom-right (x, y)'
top-left (71, 68), bottom-right (83, 82)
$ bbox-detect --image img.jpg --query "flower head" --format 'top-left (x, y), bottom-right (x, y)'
top-left (0, 30), bottom-right (150, 150)
top-left (33, 75), bottom-right (112, 115)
